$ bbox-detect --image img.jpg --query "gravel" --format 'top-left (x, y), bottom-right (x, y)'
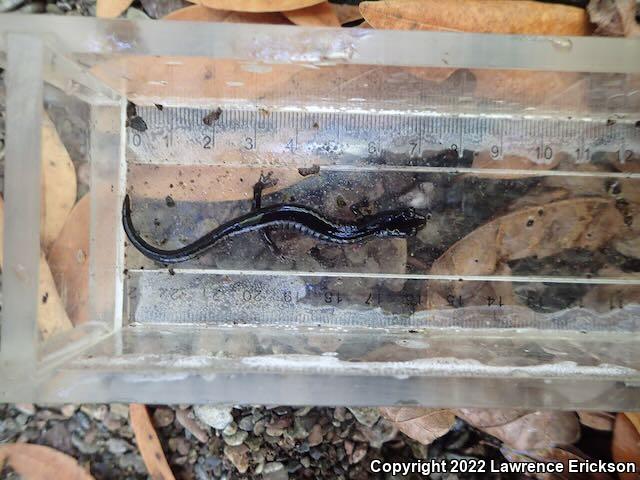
top-left (0, 403), bottom-right (520, 479)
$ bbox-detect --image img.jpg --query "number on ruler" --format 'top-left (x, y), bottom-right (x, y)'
top-left (132, 133), bottom-right (141, 147)
top-left (285, 138), bottom-right (295, 153)
top-left (536, 145), bottom-right (553, 161)
top-left (367, 141), bottom-right (378, 156)
top-left (409, 141), bottom-right (419, 157)
top-left (203, 135), bottom-right (212, 149)
top-left (621, 149), bottom-right (634, 163)
top-left (324, 291), bottom-right (342, 304)
top-left (244, 137), bottom-right (254, 150)
top-left (490, 145), bottom-right (500, 159)
top-left (575, 147), bottom-right (590, 163)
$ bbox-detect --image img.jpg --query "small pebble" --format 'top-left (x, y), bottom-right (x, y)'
top-left (222, 421), bottom-right (237, 436)
top-left (81, 404), bottom-right (108, 422)
top-left (347, 407), bottom-right (380, 427)
top-left (176, 409), bottom-right (209, 443)
top-left (238, 416), bottom-right (254, 431)
top-left (15, 403), bottom-right (35, 416)
top-left (102, 413), bottom-right (123, 432)
top-left (223, 430), bottom-right (247, 447)
top-left (45, 3), bottom-right (63, 13)
top-left (106, 438), bottom-right (131, 455)
top-left (60, 404), bottom-right (77, 418)
top-left (193, 405), bottom-right (232, 430)
top-left (18, 2), bottom-right (45, 12)
top-left (294, 406), bottom-right (312, 417)
top-left (224, 444), bottom-right (250, 473)
top-left (308, 424), bottom-right (323, 447)
top-left (263, 461), bottom-right (288, 480)
top-left (253, 419), bottom-right (266, 436)
top-left (168, 437), bottom-right (191, 455)
top-left (109, 403), bottom-right (129, 419)
top-left (350, 443), bottom-right (368, 465)
top-left (71, 432), bottom-right (99, 454)
top-left (118, 453), bottom-right (147, 474)
top-left (153, 407), bottom-right (175, 428)
top-left (0, 0), bottom-right (25, 12)
top-left (265, 426), bottom-right (284, 437)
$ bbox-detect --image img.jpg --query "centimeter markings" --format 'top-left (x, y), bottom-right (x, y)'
top-left (128, 268), bottom-right (635, 328)
top-left (127, 106), bottom-right (639, 168)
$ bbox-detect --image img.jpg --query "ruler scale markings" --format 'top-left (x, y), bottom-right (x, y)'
top-left (126, 106), bottom-right (637, 171)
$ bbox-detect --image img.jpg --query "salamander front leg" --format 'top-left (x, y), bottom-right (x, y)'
top-left (252, 172), bottom-right (285, 259)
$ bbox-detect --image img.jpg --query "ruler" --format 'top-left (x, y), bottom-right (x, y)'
top-left (127, 105), bottom-right (640, 171)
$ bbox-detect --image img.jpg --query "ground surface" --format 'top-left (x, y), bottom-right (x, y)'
top-left (0, 403), bottom-right (520, 479)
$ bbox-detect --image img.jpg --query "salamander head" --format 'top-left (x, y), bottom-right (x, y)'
top-left (379, 208), bottom-right (429, 238)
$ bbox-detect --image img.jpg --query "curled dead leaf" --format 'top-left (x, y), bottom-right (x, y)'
top-left (379, 407), bottom-right (455, 445)
top-left (128, 165), bottom-right (304, 202)
top-left (164, 4), bottom-right (290, 23)
top-left (424, 198), bottom-right (625, 309)
top-left (130, 404), bottom-right (176, 480)
top-left (457, 409), bottom-right (580, 450)
top-left (0, 196), bottom-right (73, 339)
top-left (284, 2), bottom-right (341, 26)
top-left (97, 0), bottom-right (133, 17)
top-left (331, 3), bottom-right (363, 25)
top-left (612, 413), bottom-right (640, 480)
top-left (91, 56), bottom-right (297, 102)
top-left (581, 267), bottom-right (640, 313)
top-left (187, 0), bottom-right (325, 13)
top-left (360, 0), bottom-right (591, 35)
top-left (41, 112), bottom-right (77, 251)
top-left (0, 443), bottom-right (94, 480)
top-left (625, 413), bottom-right (640, 434)
top-left (577, 411), bottom-right (615, 431)
top-left (48, 195), bottom-right (90, 326)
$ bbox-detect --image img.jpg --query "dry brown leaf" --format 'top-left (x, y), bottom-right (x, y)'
top-left (455, 408), bottom-right (527, 428)
top-left (0, 443), bottom-right (94, 480)
top-left (625, 413), bottom-right (640, 434)
top-left (37, 252), bottom-right (74, 339)
top-left (502, 445), bottom-right (615, 480)
top-left (360, 0), bottom-right (591, 35)
top-left (379, 407), bottom-right (455, 445)
top-left (457, 409), bottom-right (580, 450)
top-left (128, 165), bottom-right (305, 202)
top-left (48, 195), bottom-right (90, 326)
top-left (588, 0), bottom-right (640, 36)
top-left (97, 0), bottom-right (133, 17)
top-left (41, 112), bottom-right (77, 251)
top-left (130, 404), bottom-right (176, 480)
top-left (284, 2), bottom-right (340, 26)
top-left (164, 4), bottom-right (290, 23)
top-left (577, 411), bottom-right (615, 431)
top-left (91, 56), bottom-right (298, 102)
top-left (0, 196), bottom-right (73, 339)
top-left (612, 413), bottom-right (640, 480)
top-left (425, 198), bottom-right (625, 308)
top-left (331, 3), bottom-right (363, 25)
top-left (188, 0), bottom-right (324, 13)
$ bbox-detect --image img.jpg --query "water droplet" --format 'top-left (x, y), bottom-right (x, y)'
top-left (551, 38), bottom-right (573, 52)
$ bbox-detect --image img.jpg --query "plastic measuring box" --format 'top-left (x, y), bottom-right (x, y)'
top-left (0, 15), bottom-right (639, 408)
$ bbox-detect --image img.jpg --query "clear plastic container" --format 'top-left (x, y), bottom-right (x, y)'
top-left (0, 15), bottom-right (639, 408)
